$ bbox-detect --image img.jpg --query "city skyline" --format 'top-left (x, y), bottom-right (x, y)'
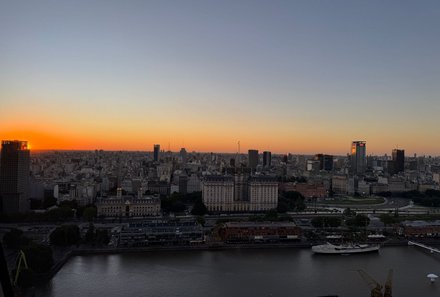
top-left (0, 138), bottom-right (430, 158)
top-left (2, 1), bottom-right (440, 155)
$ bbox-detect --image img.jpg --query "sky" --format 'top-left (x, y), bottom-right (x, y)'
top-left (1, 0), bottom-right (440, 155)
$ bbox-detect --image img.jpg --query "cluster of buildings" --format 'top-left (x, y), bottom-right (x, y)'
top-left (1, 140), bottom-right (440, 216)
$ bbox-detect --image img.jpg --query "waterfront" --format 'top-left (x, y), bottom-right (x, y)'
top-left (36, 246), bottom-right (440, 297)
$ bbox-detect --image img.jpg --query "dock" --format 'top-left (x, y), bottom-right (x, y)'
top-left (408, 240), bottom-right (440, 254)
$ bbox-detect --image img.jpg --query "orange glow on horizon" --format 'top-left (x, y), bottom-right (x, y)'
top-left (1, 126), bottom-right (437, 156)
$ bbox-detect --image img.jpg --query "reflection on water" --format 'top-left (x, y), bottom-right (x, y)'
top-left (36, 247), bottom-right (440, 297)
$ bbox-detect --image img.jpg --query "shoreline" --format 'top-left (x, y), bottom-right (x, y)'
top-left (35, 238), bottom-right (435, 284)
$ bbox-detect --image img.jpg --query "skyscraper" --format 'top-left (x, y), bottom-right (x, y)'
top-left (263, 151), bottom-right (272, 168)
top-left (315, 154), bottom-right (333, 171)
top-left (392, 149), bottom-right (405, 174)
top-left (350, 141), bottom-right (366, 176)
top-left (179, 148), bottom-right (187, 163)
top-left (248, 149), bottom-right (259, 170)
top-left (0, 140), bottom-right (30, 214)
top-left (153, 144), bottom-right (160, 162)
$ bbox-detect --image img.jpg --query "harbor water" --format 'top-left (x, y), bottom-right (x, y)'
top-left (36, 246), bottom-right (440, 297)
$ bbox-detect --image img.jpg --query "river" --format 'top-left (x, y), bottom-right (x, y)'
top-left (36, 246), bottom-right (440, 297)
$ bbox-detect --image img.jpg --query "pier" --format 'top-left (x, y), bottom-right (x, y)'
top-left (408, 241), bottom-right (440, 254)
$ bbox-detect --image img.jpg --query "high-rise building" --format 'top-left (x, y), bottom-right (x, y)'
top-left (315, 154), bottom-right (333, 171)
top-left (179, 148), bottom-right (187, 163)
top-left (263, 151), bottom-right (272, 168)
top-left (153, 144), bottom-right (160, 162)
top-left (0, 140), bottom-right (30, 214)
top-left (392, 149), bottom-right (405, 174)
top-left (350, 141), bottom-right (366, 176)
top-left (248, 149), bottom-right (259, 170)
top-left (178, 174), bottom-right (188, 195)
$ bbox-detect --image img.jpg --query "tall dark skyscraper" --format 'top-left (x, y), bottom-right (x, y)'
top-left (248, 149), bottom-right (259, 170)
top-left (153, 144), bottom-right (160, 162)
top-left (0, 140), bottom-right (30, 214)
top-left (179, 148), bottom-right (187, 163)
top-left (350, 141), bottom-right (366, 176)
top-left (315, 154), bottom-right (333, 171)
top-left (263, 151), bottom-right (272, 168)
top-left (392, 149), bottom-right (405, 174)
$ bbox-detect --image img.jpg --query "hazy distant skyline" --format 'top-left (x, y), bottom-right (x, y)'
top-left (1, 1), bottom-right (440, 155)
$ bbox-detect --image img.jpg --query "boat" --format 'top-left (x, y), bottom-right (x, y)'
top-left (312, 242), bottom-right (380, 254)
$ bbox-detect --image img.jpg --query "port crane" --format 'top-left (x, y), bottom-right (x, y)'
top-left (357, 269), bottom-right (393, 297)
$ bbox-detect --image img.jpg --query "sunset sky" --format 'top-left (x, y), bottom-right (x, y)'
top-left (1, 1), bottom-right (440, 155)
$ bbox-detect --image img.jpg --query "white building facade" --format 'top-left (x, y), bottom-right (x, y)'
top-left (96, 188), bottom-right (161, 217)
top-left (202, 175), bottom-right (278, 212)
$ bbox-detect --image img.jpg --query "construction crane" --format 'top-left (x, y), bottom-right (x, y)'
top-left (357, 269), bottom-right (393, 297)
top-left (14, 250), bottom-right (29, 286)
top-left (383, 269), bottom-right (393, 297)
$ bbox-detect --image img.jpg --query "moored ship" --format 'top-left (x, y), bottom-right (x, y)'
top-left (312, 242), bottom-right (380, 254)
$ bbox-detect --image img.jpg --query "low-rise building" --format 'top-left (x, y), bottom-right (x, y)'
top-left (294, 183), bottom-right (327, 198)
top-left (220, 222), bottom-right (301, 243)
top-left (147, 180), bottom-right (170, 196)
top-left (96, 188), bottom-right (161, 217)
top-left (332, 175), bottom-right (348, 195)
top-left (371, 183), bottom-right (389, 194)
top-left (398, 220), bottom-right (440, 238)
top-left (119, 219), bottom-right (204, 246)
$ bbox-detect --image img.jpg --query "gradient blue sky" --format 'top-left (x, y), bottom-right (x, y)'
top-left (1, 1), bottom-right (440, 155)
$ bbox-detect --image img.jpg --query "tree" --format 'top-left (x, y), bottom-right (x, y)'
top-left (83, 206), bottom-right (97, 222)
top-left (345, 214), bottom-right (370, 228)
top-left (264, 209), bottom-right (279, 221)
top-left (29, 198), bottom-right (42, 210)
top-left (85, 224), bottom-right (95, 243)
top-left (161, 196), bottom-right (187, 213)
top-left (379, 214), bottom-right (398, 226)
top-left (195, 216), bottom-right (205, 226)
top-left (311, 216), bottom-right (341, 228)
top-left (50, 225), bottom-right (81, 246)
top-left (277, 201), bottom-right (289, 213)
top-left (191, 198), bottom-right (207, 216)
top-left (59, 200), bottom-right (78, 209)
top-left (3, 229), bottom-right (30, 249)
top-left (42, 196), bottom-right (57, 208)
top-left (343, 207), bottom-right (356, 217)
top-left (278, 191), bottom-right (306, 212)
top-left (47, 207), bottom-right (74, 221)
top-left (95, 229), bottom-right (110, 245)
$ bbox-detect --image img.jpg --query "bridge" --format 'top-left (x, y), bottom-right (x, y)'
top-left (408, 241), bottom-right (440, 254)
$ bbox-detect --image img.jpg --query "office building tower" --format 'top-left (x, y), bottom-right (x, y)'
top-left (248, 149), bottom-right (259, 170)
top-left (153, 144), bottom-right (160, 162)
top-left (0, 140), bottom-right (30, 214)
top-left (178, 174), bottom-right (188, 195)
top-left (350, 141), bottom-right (366, 176)
top-left (263, 151), bottom-right (272, 168)
top-left (179, 148), bottom-right (187, 163)
top-left (315, 154), bottom-right (333, 171)
top-left (392, 149), bottom-right (405, 174)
